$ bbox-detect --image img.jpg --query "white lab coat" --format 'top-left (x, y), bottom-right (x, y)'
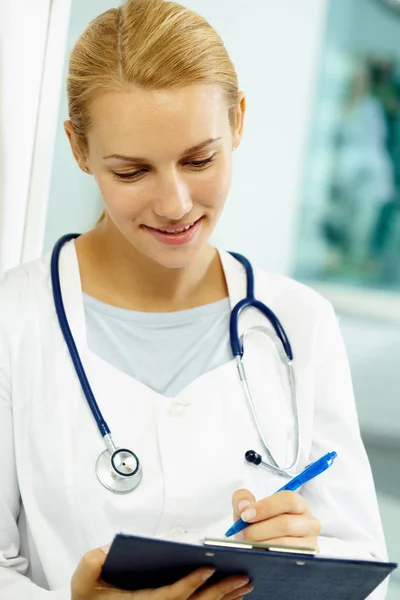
top-left (0, 240), bottom-right (389, 599)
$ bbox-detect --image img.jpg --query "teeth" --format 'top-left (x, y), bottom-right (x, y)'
top-left (159, 223), bottom-right (193, 233)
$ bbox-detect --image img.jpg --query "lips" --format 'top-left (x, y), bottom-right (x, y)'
top-left (147, 217), bottom-right (201, 234)
top-left (144, 217), bottom-right (203, 247)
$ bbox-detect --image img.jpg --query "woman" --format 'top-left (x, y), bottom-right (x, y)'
top-left (0, 0), bottom-right (388, 598)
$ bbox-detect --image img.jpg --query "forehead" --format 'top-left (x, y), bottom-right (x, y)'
top-left (87, 84), bottom-right (228, 153)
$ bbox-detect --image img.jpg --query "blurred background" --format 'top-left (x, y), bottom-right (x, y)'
top-left (0, 0), bottom-right (399, 597)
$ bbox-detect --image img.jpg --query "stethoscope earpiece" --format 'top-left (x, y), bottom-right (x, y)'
top-left (245, 449), bottom-right (263, 466)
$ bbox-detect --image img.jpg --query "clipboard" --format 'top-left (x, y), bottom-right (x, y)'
top-left (101, 533), bottom-right (397, 600)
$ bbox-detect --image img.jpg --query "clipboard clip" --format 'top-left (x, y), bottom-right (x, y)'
top-left (203, 538), bottom-right (317, 556)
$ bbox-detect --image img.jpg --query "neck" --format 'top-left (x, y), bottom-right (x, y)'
top-left (75, 225), bottom-right (228, 312)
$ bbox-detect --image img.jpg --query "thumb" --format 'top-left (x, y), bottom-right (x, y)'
top-left (232, 488), bottom-right (256, 522)
top-left (71, 547), bottom-right (109, 598)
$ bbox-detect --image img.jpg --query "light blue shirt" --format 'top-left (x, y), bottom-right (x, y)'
top-left (83, 294), bottom-right (232, 397)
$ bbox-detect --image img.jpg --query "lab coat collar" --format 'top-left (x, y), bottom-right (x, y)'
top-left (218, 249), bottom-right (248, 308)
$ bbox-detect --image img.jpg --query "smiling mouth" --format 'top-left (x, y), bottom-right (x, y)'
top-left (147, 217), bottom-right (202, 234)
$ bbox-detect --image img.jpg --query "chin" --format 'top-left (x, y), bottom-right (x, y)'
top-left (136, 235), bottom-right (210, 268)
top-left (150, 247), bottom-right (203, 270)
top-left (134, 221), bottom-right (213, 269)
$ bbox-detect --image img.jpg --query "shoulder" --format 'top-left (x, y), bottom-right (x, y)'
top-left (255, 268), bottom-right (338, 345)
top-left (1, 252), bottom-right (51, 293)
top-left (0, 253), bottom-right (52, 327)
top-left (256, 266), bottom-right (331, 317)
top-left (221, 250), bottom-right (333, 321)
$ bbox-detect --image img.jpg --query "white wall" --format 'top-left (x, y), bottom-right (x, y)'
top-left (0, 0), bottom-right (51, 273)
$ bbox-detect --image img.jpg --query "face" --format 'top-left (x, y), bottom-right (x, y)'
top-left (66, 84), bottom-right (245, 269)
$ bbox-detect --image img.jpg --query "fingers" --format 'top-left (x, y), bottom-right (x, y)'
top-left (232, 489), bottom-right (256, 522)
top-left (249, 536), bottom-right (320, 552)
top-left (71, 549), bottom-right (254, 600)
top-left (191, 575), bottom-right (251, 600)
top-left (231, 490), bottom-right (320, 548)
top-left (236, 491), bottom-right (309, 525)
top-left (239, 512), bottom-right (321, 542)
top-left (218, 583), bottom-right (254, 600)
top-left (71, 548), bottom-right (108, 599)
top-left (158, 568), bottom-right (217, 600)
top-left (139, 570), bottom-right (252, 600)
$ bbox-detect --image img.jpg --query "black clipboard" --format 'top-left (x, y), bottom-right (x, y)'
top-left (101, 533), bottom-right (397, 600)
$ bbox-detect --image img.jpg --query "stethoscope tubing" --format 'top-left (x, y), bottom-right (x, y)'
top-left (51, 233), bottom-right (111, 439)
top-left (228, 252), bottom-right (293, 361)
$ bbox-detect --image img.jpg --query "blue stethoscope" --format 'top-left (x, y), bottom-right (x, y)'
top-left (51, 233), bottom-right (300, 494)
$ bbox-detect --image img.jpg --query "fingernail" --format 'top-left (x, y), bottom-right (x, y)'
top-left (242, 586), bottom-right (254, 595)
top-left (237, 499), bottom-right (251, 513)
top-left (201, 568), bottom-right (216, 581)
top-left (100, 543), bottom-right (111, 555)
top-left (240, 508), bottom-right (257, 522)
top-left (232, 578), bottom-right (250, 590)
top-left (235, 531), bottom-right (244, 541)
top-left (231, 585), bottom-right (254, 600)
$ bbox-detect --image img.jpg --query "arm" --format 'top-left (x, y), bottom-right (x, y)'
top-left (302, 299), bottom-right (389, 598)
top-left (0, 275), bottom-right (70, 599)
top-left (232, 298), bottom-right (390, 599)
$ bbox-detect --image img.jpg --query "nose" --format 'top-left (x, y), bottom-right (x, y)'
top-left (152, 172), bottom-right (193, 221)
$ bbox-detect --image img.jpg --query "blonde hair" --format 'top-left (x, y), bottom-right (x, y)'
top-left (66, 0), bottom-right (239, 224)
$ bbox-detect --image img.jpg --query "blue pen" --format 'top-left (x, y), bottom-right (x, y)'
top-left (225, 451), bottom-right (337, 538)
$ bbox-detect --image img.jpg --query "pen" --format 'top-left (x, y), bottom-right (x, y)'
top-left (224, 450), bottom-right (337, 538)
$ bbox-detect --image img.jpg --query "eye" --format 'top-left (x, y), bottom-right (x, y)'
top-left (187, 156), bottom-right (215, 167)
top-left (112, 169), bottom-right (147, 181)
top-left (112, 155), bottom-right (216, 182)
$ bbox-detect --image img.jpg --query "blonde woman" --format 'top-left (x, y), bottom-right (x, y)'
top-left (0, 1), bottom-right (388, 599)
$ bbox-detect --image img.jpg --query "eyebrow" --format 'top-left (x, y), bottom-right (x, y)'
top-left (102, 137), bottom-right (223, 162)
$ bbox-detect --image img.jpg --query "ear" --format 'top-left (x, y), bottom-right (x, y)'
top-left (64, 120), bottom-right (89, 173)
top-left (232, 91), bottom-right (246, 149)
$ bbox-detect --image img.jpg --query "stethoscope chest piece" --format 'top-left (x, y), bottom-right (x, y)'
top-left (95, 448), bottom-right (143, 494)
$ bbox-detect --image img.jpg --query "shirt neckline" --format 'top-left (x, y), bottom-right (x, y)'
top-left (82, 292), bottom-right (231, 324)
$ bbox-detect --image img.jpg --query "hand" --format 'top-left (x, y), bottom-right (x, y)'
top-left (232, 489), bottom-right (321, 551)
top-left (71, 544), bottom-right (254, 600)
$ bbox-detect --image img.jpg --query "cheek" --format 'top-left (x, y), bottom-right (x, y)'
top-left (198, 163), bottom-right (232, 208)
top-left (96, 176), bottom-right (149, 219)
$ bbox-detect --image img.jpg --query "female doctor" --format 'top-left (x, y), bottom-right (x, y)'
top-left (0, 0), bottom-right (388, 598)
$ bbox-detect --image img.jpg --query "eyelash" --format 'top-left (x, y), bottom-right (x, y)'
top-left (112, 155), bottom-right (216, 182)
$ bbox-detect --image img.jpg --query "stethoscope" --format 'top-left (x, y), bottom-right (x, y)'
top-left (51, 233), bottom-right (300, 494)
